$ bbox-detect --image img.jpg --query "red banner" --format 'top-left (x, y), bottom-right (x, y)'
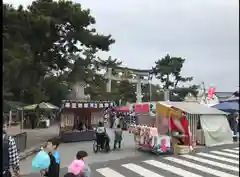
top-left (134, 103), bottom-right (149, 114)
top-left (207, 87), bottom-right (216, 100)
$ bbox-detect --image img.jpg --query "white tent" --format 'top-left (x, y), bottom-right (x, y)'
top-left (159, 101), bottom-right (233, 147)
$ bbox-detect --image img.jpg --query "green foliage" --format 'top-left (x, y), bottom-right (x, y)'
top-left (153, 54), bottom-right (199, 101)
top-left (3, 1), bottom-right (198, 105)
top-left (3, 0), bottom-right (114, 104)
top-left (118, 81), bottom-right (136, 103)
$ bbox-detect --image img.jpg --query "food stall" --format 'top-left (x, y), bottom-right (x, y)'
top-left (132, 102), bottom-right (193, 155)
top-left (127, 102), bottom-right (156, 128)
top-left (59, 100), bottom-right (115, 142)
top-left (156, 102), bottom-right (193, 154)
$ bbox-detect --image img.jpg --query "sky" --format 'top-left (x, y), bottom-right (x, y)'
top-left (4, 0), bottom-right (239, 92)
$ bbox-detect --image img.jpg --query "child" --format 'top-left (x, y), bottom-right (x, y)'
top-left (68, 153), bottom-right (85, 176)
top-left (76, 151), bottom-right (91, 177)
top-left (64, 173), bottom-right (77, 177)
top-left (41, 138), bottom-right (60, 177)
top-left (113, 124), bottom-right (123, 150)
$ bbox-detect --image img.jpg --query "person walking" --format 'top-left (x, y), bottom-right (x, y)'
top-left (2, 127), bottom-right (20, 177)
top-left (113, 124), bottom-right (123, 150)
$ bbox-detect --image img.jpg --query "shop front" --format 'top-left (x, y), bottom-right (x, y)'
top-left (59, 100), bottom-right (115, 142)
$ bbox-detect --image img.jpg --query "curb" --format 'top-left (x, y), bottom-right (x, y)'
top-left (20, 142), bottom-right (47, 160)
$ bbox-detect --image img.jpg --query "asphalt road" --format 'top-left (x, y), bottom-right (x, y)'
top-left (22, 143), bottom-right (239, 177)
top-left (20, 129), bottom-right (139, 175)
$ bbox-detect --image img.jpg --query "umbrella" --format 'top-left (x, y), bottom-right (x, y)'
top-left (212, 102), bottom-right (239, 113)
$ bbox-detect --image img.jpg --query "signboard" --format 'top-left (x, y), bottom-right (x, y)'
top-left (134, 103), bottom-right (149, 114)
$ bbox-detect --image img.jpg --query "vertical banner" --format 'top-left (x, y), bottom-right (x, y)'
top-left (207, 87), bottom-right (216, 100)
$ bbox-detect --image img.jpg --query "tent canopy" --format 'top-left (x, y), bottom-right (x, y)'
top-left (23, 102), bottom-right (59, 110)
top-left (158, 101), bottom-right (227, 115)
top-left (200, 115), bottom-right (232, 147)
top-left (156, 101), bottom-right (232, 147)
top-left (3, 100), bottom-right (27, 112)
top-left (220, 97), bottom-right (239, 103)
top-left (156, 102), bottom-right (182, 119)
top-left (212, 101), bottom-right (239, 113)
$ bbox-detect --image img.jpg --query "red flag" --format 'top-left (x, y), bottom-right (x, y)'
top-left (207, 87), bottom-right (216, 100)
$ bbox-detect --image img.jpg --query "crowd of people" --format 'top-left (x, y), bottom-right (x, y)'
top-left (107, 111), bottom-right (137, 130)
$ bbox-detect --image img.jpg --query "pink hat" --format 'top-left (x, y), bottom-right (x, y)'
top-left (68, 160), bottom-right (85, 175)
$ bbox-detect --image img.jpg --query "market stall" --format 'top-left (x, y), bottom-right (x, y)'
top-left (158, 101), bottom-right (232, 147)
top-left (156, 102), bottom-right (193, 154)
top-left (127, 102), bottom-right (156, 127)
top-left (23, 102), bottom-right (59, 129)
top-left (59, 100), bottom-right (115, 142)
top-left (130, 102), bottom-right (192, 155)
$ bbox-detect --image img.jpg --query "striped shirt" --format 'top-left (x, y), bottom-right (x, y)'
top-left (3, 134), bottom-right (20, 175)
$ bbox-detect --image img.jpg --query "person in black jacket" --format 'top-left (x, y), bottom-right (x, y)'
top-left (2, 128), bottom-right (20, 177)
top-left (41, 138), bottom-right (60, 177)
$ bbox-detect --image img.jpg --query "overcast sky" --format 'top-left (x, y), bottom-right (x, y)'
top-left (5, 0), bottom-right (239, 92)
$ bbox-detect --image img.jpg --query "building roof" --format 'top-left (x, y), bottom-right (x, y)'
top-left (3, 100), bottom-right (27, 112)
top-left (158, 101), bottom-right (227, 115)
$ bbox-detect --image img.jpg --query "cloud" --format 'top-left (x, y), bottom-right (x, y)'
top-left (4, 0), bottom-right (239, 91)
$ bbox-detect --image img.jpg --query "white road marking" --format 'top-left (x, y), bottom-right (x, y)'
top-left (144, 159), bottom-right (203, 177)
top-left (197, 152), bottom-right (239, 164)
top-left (210, 151), bottom-right (239, 158)
top-left (222, 149), bottom-right (239, 154)
top-left (182, 154), bottom-right (239, 172)
top-left (96, 167), bottom-right (125, 177)
top-left (165, 157), bottom-right (238, 177)
top-left (122, 163), bottom-right (165, 177)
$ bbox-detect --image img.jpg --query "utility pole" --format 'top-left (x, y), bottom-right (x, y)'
top-left (164, 89), bottom-right (170, 101)
top-left (149, 83), bottom-right (152, 102)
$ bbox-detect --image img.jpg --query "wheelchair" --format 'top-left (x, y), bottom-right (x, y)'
top-left (93, 134), bottom-right (110, 153)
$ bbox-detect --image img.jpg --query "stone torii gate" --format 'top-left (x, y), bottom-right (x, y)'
top-left (104, 67), bottom-right (152, 103)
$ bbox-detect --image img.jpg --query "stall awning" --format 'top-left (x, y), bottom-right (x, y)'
top-left (212, 101), bottom-right (239, 113)
top-left (114, 106), bottom-right (130, 112)
top-left (23, 104), bottom-right (38, 110)
top-left (158, 101), bottom-right (227, 115)
top-left (156, 102), bottom-right (182, 118)
top-left (3, 100), bottom-right (27, 112)
top-left (23, 102), bottom-right (59, 110)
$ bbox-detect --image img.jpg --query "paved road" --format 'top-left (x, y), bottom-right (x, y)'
top-left (7, 124), bottom-right (59, 149)
top-left (20, 129), bottom-right (139, 175)
top-left (22, 143), bottom-right (239, 177)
